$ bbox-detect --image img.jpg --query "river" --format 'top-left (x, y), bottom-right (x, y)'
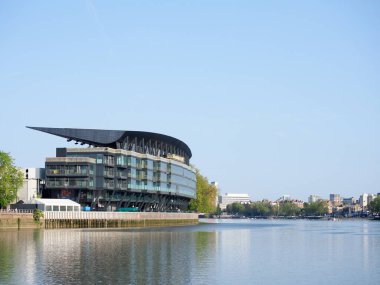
top-left (1, 219), bottom-right (379, 285)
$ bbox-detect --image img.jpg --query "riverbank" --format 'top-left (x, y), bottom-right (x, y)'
top-left (210, 214), bottom-right (375, 221)
top-left (0, 212), bottom-right (199, 229)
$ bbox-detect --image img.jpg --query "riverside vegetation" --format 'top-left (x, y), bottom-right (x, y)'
top-left (226, 200), bottom-right (330, 217)
top-left (225, 197), bottom-right (380, 218)
top-left (188, 169), bottom-right (217, 214)
top-left (0, 151), bottom-right (23, 209)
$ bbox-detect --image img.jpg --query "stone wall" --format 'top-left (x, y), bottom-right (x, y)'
top-left (0, 213), bottom-right (44, 229)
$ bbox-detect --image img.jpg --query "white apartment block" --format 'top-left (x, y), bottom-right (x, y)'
top-left (17, 168), bottom-right (45, 203)
top-left (218, 193), bottom-right (251, 211)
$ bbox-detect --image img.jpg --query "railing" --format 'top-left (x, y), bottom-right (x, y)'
top-left (116, 172), bottom-right (127, 178)
top-left (103, 171), bottom-right (115, 177)
top-left (47, 170), bottom-right (90, 176)
top-left (46, 180), bottom-right (90, 188)
top-left (44, 211), bottom-right (198, 220)
top-left (0, 209), bottom-right (34, 214)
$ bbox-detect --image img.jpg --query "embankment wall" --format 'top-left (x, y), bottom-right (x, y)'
top-left (0, 212), bottom-right (198, 229)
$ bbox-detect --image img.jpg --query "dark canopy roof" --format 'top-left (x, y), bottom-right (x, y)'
top-left (27, 126), bottom-right (192, 159)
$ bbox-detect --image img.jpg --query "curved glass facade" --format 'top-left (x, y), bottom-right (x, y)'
top-left (45, 147), bottom-right (196, 211)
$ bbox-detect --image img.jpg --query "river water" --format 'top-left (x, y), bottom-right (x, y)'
top-left (0, 219), bottom-right (379, 285)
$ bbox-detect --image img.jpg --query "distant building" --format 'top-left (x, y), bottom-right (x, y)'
top-left (219, 193), bottom-right (250, 211)
top-left (211, 181), bottom-right (219, 207)
top-left (308, 194), bottom-right (321, 203)
top-left (359, 194), bottom-right (368, 208)
top-left (12, 198), bottom-right (81, 212)
top-left (277, 195), bottom-right (291, 202)
top-left (343, 197), bottom-right (356, 205)
top-left (17, 168), bottom-right (45, 203)
top-left (330, 194), bottom-right (341, 205)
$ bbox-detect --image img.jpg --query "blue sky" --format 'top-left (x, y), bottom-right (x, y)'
top-left (1, 0), bottom-right (379, 201)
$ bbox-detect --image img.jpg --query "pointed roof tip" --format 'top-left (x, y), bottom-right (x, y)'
top-left (26, 126), bottom-right (50, 132)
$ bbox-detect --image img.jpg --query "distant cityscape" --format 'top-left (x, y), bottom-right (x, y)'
top-left (217, 190), bottom-right (379, 217)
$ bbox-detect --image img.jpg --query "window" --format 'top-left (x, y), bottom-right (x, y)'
top-left (45, 205), bottom-right (52, 211)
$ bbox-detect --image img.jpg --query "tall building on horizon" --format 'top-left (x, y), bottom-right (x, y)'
top-left (308, 194), bottom-right (321, 203)
top-left (211, 181), bottom-right (219, 207)
top-left (330, 194), bottom-right (342, 205)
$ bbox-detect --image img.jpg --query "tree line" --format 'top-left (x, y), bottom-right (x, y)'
top-left (226, 200), bottom-right (329, 217)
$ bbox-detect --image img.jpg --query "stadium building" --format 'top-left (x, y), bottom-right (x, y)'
top-left (28, 127), bottom-right (196, 212)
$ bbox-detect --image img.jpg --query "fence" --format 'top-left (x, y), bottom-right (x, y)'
top-left (0, 209), bottom-right (34, 214)
top-left (44, 211), bottom-right (198, 220)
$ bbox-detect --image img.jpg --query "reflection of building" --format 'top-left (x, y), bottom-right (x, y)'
top-left (29, 127), bottom-right (196, 211)
top-left (218, 193), bottom-right (250, 211)
top-left (17, 168), bottom-right (45, 202)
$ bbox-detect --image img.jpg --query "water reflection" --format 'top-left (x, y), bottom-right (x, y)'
top-left (1, 221), bottom-right (380, 285)
top-left (3, 229), bottom-right (217, 285)
top-left (0, 229), bottom-right (42, 284)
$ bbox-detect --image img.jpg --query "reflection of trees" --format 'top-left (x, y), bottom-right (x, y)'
top-left (0, 229), bottom-right (41, 284)
top-left (195, 232), bottom-right (216, 261)
top-left (0, 231), bottom-right (15, 284)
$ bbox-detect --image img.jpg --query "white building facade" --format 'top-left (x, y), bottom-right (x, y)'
top-left (17, 168), bottom-right (45, 203)
top-left (218, 193), bottom-right (251, 211)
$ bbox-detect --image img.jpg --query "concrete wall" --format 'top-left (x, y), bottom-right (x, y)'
top-left (1, 212), bottom-right (198, 229)
top-left (0, 213), bottom-right (43, 229)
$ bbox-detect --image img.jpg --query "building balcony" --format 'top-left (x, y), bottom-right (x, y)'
top-left (46, 170), bottom-right (92, 177)
top-left (103, 171), bottom-right (115, 178)
top-left (46, 180), bottom-right (93, 189)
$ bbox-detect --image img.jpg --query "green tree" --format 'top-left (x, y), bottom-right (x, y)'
top-left (232, 202), bottom-right (244, 214)
top-left (227, 202), bottom-right (244, 215)
top-left (189, 169), bottom-right (217, 213)
top-left (368, 196), bottom-right (380, 216)
top-left (33, 208), bottom-right (44, 222)
top-left (279, 201), bottom-right (301, 216)
top-left (303, 201), bottom-right (329, 216)
top-left (0, 151), bottom-right (23, 208)
top-left (215, 204), bottom-right (222, 216)
top-left (248, 201), bottom-right (271, 217)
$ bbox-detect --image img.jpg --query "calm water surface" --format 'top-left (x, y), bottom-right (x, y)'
top-left (1, 219), bottom-right (379, 285)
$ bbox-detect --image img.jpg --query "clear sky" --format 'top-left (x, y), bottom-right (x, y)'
top-left (1, 0), bottom-right (379, 202)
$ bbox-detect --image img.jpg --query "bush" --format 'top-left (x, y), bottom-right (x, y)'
top-left (33, 209), bottom-right (44, 222)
